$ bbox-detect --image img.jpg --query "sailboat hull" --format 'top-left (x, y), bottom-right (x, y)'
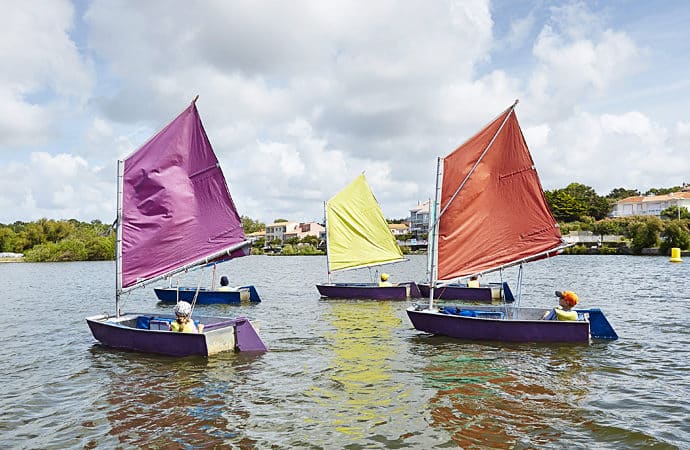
top-left (153, 286), bottom-right (261, 304)
top-left (86, 312), bottom-right (267, 356)
top-left (417, 282), bottom-right (513, 303)
top-left (316, 282), bottom-right (421, 300)
top-left (407, 305), bottom-right (598, 343)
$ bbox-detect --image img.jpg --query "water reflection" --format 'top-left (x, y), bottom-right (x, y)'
top-left (88, 347), bottom-right (260, 448)
top-left (419, 341), bottom-right (591, 448)
top-left (308, 300), bottom-right (403, 439)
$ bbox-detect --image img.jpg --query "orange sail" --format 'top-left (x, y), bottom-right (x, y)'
top-left (436, 102), bottom-right (563, 281)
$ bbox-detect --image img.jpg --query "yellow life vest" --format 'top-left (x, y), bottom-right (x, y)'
top-left (555, 309), bottom-right (578, 321)
top-left (170, 318), bottom-right (198, 333)
top-left (467, 280), bottom-right (480, 288)
top-left (379, 281), bottom-right (393, 287)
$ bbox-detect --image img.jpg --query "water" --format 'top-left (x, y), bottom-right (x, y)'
top-left (1, 255), bottom-right (688, 449)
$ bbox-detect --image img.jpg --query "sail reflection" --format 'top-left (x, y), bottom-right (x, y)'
top-left (309, 300), bottom-right (403, 438)
top-left (423, 345), bottom-right (590, 448)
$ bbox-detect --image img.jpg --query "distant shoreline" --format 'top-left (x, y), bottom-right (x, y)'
top-left (0, 258), bottom-right (24, 263)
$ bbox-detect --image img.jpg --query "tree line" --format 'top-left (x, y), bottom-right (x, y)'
top-left (2, 183), bottom-right (688, 262)
top-left (0, 219), bottom-right (114, 262)
top-left (544, 183), bottom-right (690, 255)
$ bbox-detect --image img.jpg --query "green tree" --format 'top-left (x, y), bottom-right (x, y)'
top-left (285, 237), bottom-right (300, 245)
top-left (660, 206), bottom-right (690, 221)
top-left (0, 227), bottom-right (17, 252)
top-left (645, 186), bottom-right (682, 196)
top-left (241, 215), bottom-right (265, 234)
top-left (606, 188), bottom-right (640, 201)
top-left (281, 244), bottom-right (296, 255)
top-left (660, 221), bottom-right (690, 254)
top-left (562, 183), bottom-right (610, 220)
top-left (545, 190), bottom-right (588, 222)
top-left (300, 235), bottom-right (319, 246)
top-left (85, 235), bottom-right (116, 260)
top-left (592, 219), bottom-right (625, 237)
top-left (629, 217), bottom-right (662, 254)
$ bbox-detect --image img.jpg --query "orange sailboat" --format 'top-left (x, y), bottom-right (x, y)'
top-left (407, 100), bottom-right (617, 342)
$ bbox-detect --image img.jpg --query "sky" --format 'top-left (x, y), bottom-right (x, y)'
top-left (1, 0), bottom-right (689, 225)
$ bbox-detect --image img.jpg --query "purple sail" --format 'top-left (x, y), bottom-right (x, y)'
top-left (121, 103), bottom-right (247, 288)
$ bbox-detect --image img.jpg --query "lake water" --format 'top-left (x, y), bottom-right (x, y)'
top-left (1, 254), bottom-right (688, 449)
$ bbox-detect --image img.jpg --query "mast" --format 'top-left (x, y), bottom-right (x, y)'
top-left (115, 160), bottom-right (124, 317)
top-left (323, 200), bottom-right (331, 283)
top-left (428, 157), bottom-right (442, 310)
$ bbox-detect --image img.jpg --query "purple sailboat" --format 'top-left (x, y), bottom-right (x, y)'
top-left (86, 97), bottom-right (267, 356)
top-left (407, 101), bottom-right (617, 343)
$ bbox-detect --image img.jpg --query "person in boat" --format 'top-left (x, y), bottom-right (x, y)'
top-left (467, 275), bottom-right (480, 288)
top-left (542, 291), bottom-right (579, 321)
top-left (170, 301), bottom-right (203, 333)
top-left (378, 273), bottom-right (393, 287)
top-left (217, 275), bottom-right (231, 291)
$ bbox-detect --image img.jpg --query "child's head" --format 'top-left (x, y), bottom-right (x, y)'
top-left (555, 291), bottom-right (578, 308)
top-left (174, 301), bottom-right (193, 319)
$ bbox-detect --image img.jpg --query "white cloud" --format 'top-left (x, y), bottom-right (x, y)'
top-left (1, 1), bottom-right (689, 224)
top-left (528, 4), bottom-right (642, 118)
top-left (533, 110), bottom-right (687, 195)
top-left (0, 152), bottom-right (113, 223)
top-left (0, 0), bottom-right (94, 149)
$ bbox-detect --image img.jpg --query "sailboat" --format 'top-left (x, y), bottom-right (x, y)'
top-left (86, 97), bottom-right (268, 356)
top-left (417, 279), bottom-right (514, 303)
top-left (407, 100), bottom-right (617, 343)
top-left (315, 173), bottom-right (421, 299)
top-left (153, 263), bottom-right (261, 304)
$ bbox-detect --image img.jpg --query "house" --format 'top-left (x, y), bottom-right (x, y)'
top-left (246, 230), bottom-right (265, 243)
top-left (388, 222), bottom-right (409, 236)
top-left (610, 188), bottom-right (690, 217)
top-left (298, 222), bottom-right (325, 239)
top-left (265, 221), bottom-right (300, 243)
top-left (409, 200), bottom-right (430, 238)
top-left (265, 221), bottom-right (325, 243)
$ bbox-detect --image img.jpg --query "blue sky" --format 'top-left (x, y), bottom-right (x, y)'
top-left (1, 0), bottom-right (689, 224)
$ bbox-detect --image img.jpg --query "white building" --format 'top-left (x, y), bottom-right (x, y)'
top-left (265, 221), bottom-right (324, 243)
top-left (409, 200), bottom-right (430, 237)
top-left (610, 189), bottom-right (690, 217)
top-left (265, 221), bottom-right (300, 243)
top-left (388, 223), bottom-right (409, 236)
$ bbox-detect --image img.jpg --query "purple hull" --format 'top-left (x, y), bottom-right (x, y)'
top-left (316, 282), bottom-right (421, 300)
top-left (417, 282), bottom-right (513, 303)
top-left (406, 305), bottom-right (591, 343)
top-left (86, 312), bottom-right (267, 356)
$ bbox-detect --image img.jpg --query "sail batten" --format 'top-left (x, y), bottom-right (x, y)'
top-left (326, 174), bottom-right (404, 272)
top-left (120, 102), bottom-right (247, 289)
top-left (436, 105), bottom-right (562, 281)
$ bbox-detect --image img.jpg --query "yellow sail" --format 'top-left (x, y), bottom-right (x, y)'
top-left (327, 174), bottom-right (404, 272)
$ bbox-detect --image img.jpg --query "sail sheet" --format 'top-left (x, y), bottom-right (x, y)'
top-left (327, 174), bottom-right (404, 272)
top-left (437, 105), bottom-right (562, 281)
top-left (121, 102), bottom-right (247, 288)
